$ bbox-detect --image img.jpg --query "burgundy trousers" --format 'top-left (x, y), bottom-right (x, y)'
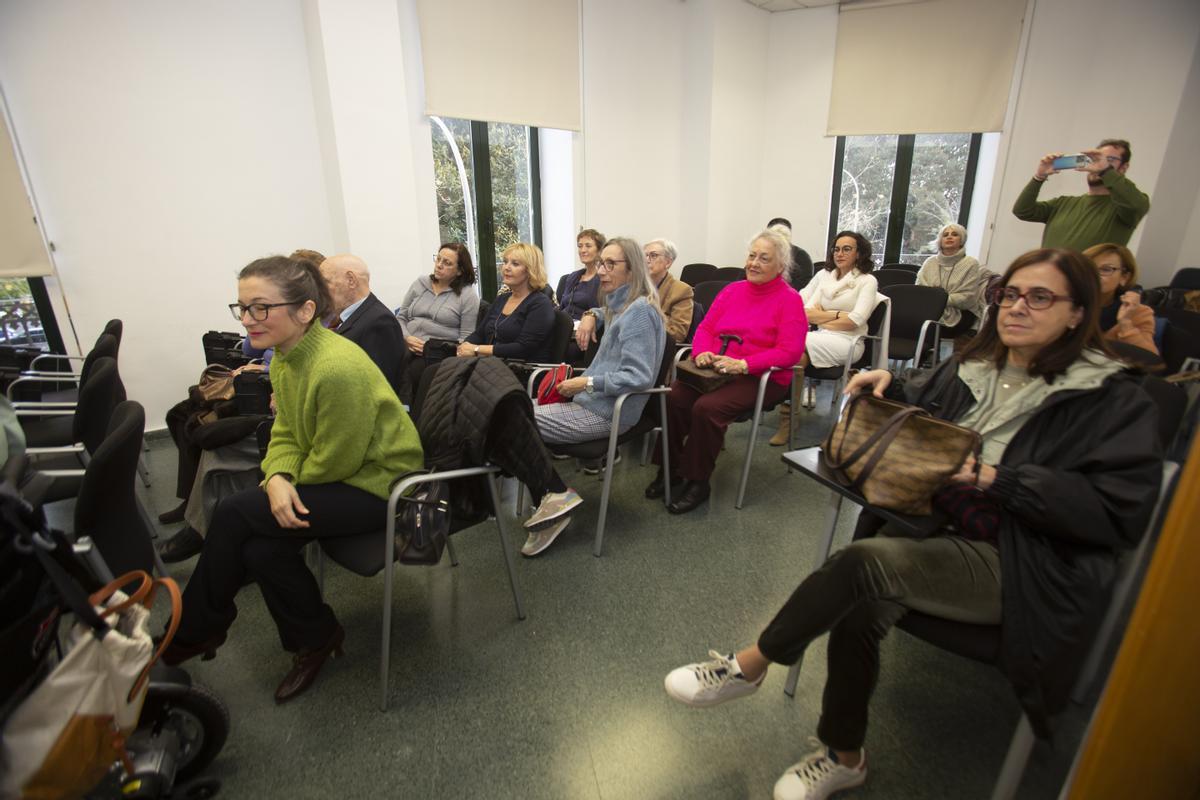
top-left (655, 376), bottom-right (788, 482)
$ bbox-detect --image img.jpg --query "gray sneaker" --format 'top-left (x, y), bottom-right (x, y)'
top-left (521, 516), bottom-right (571, 557)
top-left (525, 488), bottom-right (582, 529)
top-left (773, 739), bottom-right (866, 800)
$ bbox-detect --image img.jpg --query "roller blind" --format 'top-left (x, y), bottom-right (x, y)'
top-left (415, 0), bottom-right (581, 131)
top-left (0, 112), bottom-right (52, 278)
top-left (828, 0), bottom-right (1026, 136)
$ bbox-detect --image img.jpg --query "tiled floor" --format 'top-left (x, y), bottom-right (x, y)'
top-left (56, 386), bottom-right (1090, 798)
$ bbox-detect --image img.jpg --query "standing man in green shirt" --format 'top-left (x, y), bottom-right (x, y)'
top-left (1012, 138), bottom-right (1150, 253)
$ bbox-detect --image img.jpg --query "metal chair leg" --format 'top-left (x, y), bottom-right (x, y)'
top-left (660, 395), bottom-right (672, 509)
top-left (137, 453), bottom-right (152, 488)
top-left (785, 491), bottom-right (844, 698)
top-left (989, 715), bottom-right (1035, 800)
top-left (784, 657), bottom-right (804, 697)
top-left (445, 535), bottom-right (460, 567)
top-left (735, 375), bottom-right (771, 510)
top-left (485, 473), bottom-right (526, 620)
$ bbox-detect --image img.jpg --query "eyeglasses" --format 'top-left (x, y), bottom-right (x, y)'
top-left (598, 259), bottom-right (626, 271)
top-left (433, 255), bottom-right (457, 268)
top-left (1104, 155), bottom-right (1124, 166)
top-left (745, 253), bottom-right (774, 265)
top-left (988, 286), bottom-right (1074, 310)
top-left (229, 302), bottom-right (301, 322)
top-left (1097, 266), bottom-right (1128, 277)
top-left (645, 251), bottom-right (664, 261)
top-left (830, 245), bottom-right (856, 254)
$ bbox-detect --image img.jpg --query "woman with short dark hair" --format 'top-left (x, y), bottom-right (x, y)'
top-left (664, 248), bottom-right (1162, 800)
top-left (163, 254), bottom-right (424, 705)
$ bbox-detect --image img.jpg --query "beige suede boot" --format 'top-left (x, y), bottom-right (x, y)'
top-left (769, 402), bottom-right (791, 447)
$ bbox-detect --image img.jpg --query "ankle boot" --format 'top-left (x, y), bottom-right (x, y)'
top-left (769, 403), bottom-right (791, 447)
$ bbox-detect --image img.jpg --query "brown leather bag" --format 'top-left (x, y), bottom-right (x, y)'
top-left (675, 333), bottom-right (742, 393)
top-left (196, 365), bottom-right (236, 403)
top-left (822, 395), bottom-right (981, 515)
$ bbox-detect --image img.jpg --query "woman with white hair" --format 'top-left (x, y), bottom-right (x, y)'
top-left (650, 229), bottom-right (807, 514)
top-left (642, 238), bottom-right (694, 343)
top-left (916, 223), bottom-right (987, 340)
top-left (522, 237), bottom-right (667, 556)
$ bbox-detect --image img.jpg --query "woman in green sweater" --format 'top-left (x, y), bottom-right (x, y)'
top-left (163, 254), bottom-right (423, 704)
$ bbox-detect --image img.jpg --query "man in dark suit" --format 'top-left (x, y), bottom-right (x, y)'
top-left (319, 254), bottom-right (409, 400)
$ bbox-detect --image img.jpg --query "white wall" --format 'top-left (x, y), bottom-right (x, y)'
top-left (984, 0), bottom-right (1200, 282)
top-left (0, 0), bottom-right (336, 426)
top-left (759, 6), bottom-right (840, 260)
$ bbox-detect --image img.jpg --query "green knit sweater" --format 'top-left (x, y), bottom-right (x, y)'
top-left (260, 323), bottom-right (423, 499)
top-left (1011, 170), bottom-right (1150, 252)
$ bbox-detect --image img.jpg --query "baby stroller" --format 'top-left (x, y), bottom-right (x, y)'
top-left (0, 486), bottom-right (229, 799)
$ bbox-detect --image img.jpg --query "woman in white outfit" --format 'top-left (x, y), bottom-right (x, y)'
top-left (799, 231), bottom-right (879, 368)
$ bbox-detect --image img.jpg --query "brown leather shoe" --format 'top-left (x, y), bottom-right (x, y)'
top-left (274, 624), bottom-right (345, 705)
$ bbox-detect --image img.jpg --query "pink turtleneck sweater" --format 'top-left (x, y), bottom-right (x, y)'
top-left (692, 276), bottom-right (807, 387)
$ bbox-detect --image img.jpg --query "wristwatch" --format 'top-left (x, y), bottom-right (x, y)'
top-left (586, 376), bottom-right (595, 393)
top-left (473, 345), bottom-right (480, 356)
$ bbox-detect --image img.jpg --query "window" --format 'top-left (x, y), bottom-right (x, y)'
top-left (430, 117), bottom-right (541, 299)
top-left (0, 277), bottom-right (54, 350)
top-left (829, 133), bottom-right (981, 266)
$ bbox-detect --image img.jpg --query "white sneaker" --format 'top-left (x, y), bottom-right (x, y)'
top-left (525, 488), bottom-right (583, 529)
top-left (773, 739), bottom-right (867, 800)
top-left (520, 516), bottom-right (571, 557)
top-left (663, 650), bottom-right (763, 707)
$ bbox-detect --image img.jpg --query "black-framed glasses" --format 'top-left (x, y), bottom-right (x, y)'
top-left (229, 301), bottom-right (301, 322)
top-left (988, 286), bottom-right (1074, 310)
top-left (598, 259), bottom-right (626, 271)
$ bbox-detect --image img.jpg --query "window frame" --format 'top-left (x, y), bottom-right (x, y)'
top-left (827, 133), bottom-right (982, 265)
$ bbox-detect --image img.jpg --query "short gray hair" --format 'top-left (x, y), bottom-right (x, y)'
top-left (750, 229), bottom-right (793, 281)
top-left (645, 238), bottom-right (678, 264)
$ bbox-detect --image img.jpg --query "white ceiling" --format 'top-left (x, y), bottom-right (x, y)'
top-left (741, 0), bottom-right (839, 11)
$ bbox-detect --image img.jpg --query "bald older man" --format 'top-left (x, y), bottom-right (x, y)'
top-left (319, 254), bottom-right (409, 400)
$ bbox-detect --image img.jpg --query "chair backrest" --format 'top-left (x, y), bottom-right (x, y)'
top-left (1138, 376), bottom-right (1187, 451)
top-left (861, 296), bottom-right (891, 368)
top-left (879, 284), bottom-right (948, 354)
top-left (548, 311), bottom-right (574, 362)
top-left (874, 268), bottom-right (917, 289)
top-left (77, 333), bottom-right (119, 389)
top-left (72, 356), bottom-right (123, 454)
top-left (714, 267), bottom-right (745, 282)
top-left (680, 263), bottom-right (719, 287)
top-left (1168, 267), bottom-right (1200, 290)
top-left (74, 400), bottom-right (156, 576)
top-left (1156, 307), bottom-right (1200, 339)
top-left (685, 300), bottom-right (705, 344)
top-left (1161, 322), bottom-right (1200, 375)
top-left (882, 262), bottom-right (921, 274)
top-left (476, 299), bottom-right (490, 327)
top-left (102, 319), bottom-right (123, 348)
top-left (691, 280), bottom-right (732, 315)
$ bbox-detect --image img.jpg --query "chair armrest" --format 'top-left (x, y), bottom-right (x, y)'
top-left (12, 401), bottom-right (77, 410)
top-left (34, 468), bottom-right (86, 478)
top-left (30, 353), bottom-right (84, 370)
top-left (7, 375), bottom-right (81, 399)
top-left (27, 443), bottom-right (86, 456)
top-left (15, 408), bottom-right (74, 417)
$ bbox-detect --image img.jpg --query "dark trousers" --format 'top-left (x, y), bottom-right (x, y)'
top-left (165, 398), bottom-right (202, 499)
top-left (655, 377), bottom-right (788, 482)
top-left (176, 483), bottom-right (387, 652)
top-left (756, 534), bottom-right (1001, 751)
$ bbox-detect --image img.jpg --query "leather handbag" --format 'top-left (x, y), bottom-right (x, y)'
top-left (675, 334), bottom-right (742, 394)
top-left (423, 338), bottom-right (458, 363)
top-left (822, 395), bottom-right (981, 515)
top-left (536, 363), bottom-right (573, 405)
top-left (195, 364), bottom-right (236, 404)
top-left (395, 474), bottom-right (450, 565)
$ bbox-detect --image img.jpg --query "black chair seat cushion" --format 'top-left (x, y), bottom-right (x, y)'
top-left (548, 415), bottom-right (656, 460)
top-left (895, 611), bottom-right (1000, 665)
top-left (320, 533), bottom-right (388, 577)
top-left (20, 415), bottom-right (74, 448)
top-left (887, 336), bottom-right (919, 361)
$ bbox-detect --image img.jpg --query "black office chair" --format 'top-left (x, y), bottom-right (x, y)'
top-left (680, 263), bottom-right (719, 287)
top-left (879, 285), bottom-right (948, 368)
top-left (882, 262), bottom-right (921, 274)
top-left (548, 311), bottom-right (574, 362)
top-left (72, 400), bottom-right (157, 577)
top-left (684, 301), bottom-right (705, 344)
top-left (1161, 322), bottom-right (1200, 374)
top-left (691, 281), bottom-right (732, 318)
top-left (1155, 306), bottom-right (1200, 339)
top-left (7, 331), bottom-right (119, 403)
top-left (1168, 267), bottom-right (1200, 290)
top-left (714, 267), bottom-right (744, 282)
top-left (873, 268), bottom-right (917, 290)
top-left (476, 299), bottom-right (490, 327)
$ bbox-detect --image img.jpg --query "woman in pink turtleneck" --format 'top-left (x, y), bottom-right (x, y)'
top-left (648, 229), bottom-right (807, 514)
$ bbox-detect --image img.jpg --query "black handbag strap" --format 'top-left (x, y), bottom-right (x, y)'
top-left (33, 547), bottom-right (109, 639)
